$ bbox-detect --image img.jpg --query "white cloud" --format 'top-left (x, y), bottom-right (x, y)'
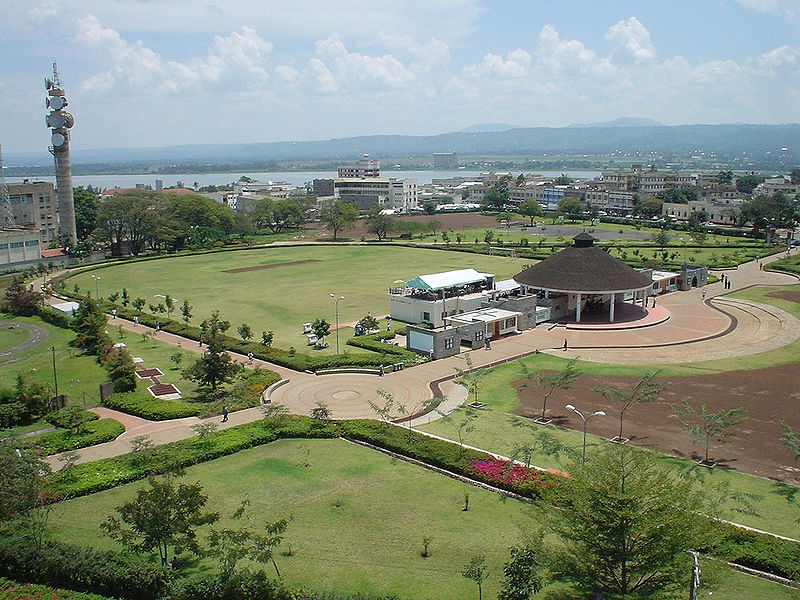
top-left (735, 0), bottom-right (799, 24)
top-left (605, 17), bottom-right (656, 64)
top-left (535, 25), bottom-right (616, 79)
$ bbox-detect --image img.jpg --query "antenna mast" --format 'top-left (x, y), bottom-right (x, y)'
top-left (0, 145), bottom-right (16, 230)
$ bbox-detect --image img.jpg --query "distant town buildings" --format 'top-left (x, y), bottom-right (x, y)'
top-left (334, 177), bottom-right (418, 212)
top-left (433, 152), bottom-right (458, 169)
top-left (338, 154), bottom-right (381, 178)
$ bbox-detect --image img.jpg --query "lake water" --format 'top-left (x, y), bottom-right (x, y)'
top-left (7, 169), bottom-right (602, 190)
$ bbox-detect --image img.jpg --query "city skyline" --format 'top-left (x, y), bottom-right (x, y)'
top-left (1, 0), bottom-right (798, 153)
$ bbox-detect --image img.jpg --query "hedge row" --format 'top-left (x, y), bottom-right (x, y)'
top-left (345, 329), bottom-right (417, 363)
top-left (44, 407), bottom-right (98, 429)
top-left (0, 578), bottom-right (113, 600)
top-left (0, 539), bottom-right (168, 600)
top-left (102, 392), bottom-right (201, 421)
top-left (50, 416), bottom-right (338, 499)
top-left (26, 418), bottom-right (125, 454)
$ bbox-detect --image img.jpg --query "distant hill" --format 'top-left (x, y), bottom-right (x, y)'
top-left (459, 123), bottom-right (522, 133)
top-left (6, 123), bottom-right (800, 169)
top-left (568, 117), bottom-right (664, 128)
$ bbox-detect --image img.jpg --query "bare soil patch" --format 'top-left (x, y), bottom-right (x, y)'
top-left (223, 259), bottom-right (321, 273)
top-left (513, 364), bottom-right (800, 480)
top-left (767, 290), bottom-right (800, 304)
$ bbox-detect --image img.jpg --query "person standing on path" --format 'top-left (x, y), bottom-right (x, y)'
top-left (701, 289), bottom-right (707, 300)
top-left (563, 338), bottom-right (568, 351)
top-left (221, 406), bottom-right (228, 423)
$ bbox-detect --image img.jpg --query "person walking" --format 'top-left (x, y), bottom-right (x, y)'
top-left (563, 338), bottom-right (568, 351)
top-left (701, 289), bottom-right (707, 300)
top-left (221, 406), bottom-right (229, 423)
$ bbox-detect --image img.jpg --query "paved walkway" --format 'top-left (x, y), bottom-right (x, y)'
top-left (36, 251), bottom-right (800, 469)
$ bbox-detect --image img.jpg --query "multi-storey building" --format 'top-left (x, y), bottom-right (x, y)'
top-left (600, 165), bottom-right (695, 194)
top-left (7, 181), bottom-right (58, 247)
top-left (662, 198), bottom-right (743, 225)
top-left (337, 154), bottom-right (380, 178)
top-left (432, 152), bottom-right (458, 169)
top-left (334, 177), bottom-right (418, 212)
top-left (584, 188), bottom-right (637, 215)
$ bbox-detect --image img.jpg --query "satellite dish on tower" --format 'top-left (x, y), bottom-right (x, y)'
top-left (49, 96), bottom-right (66, 110)
top-left (44, 77), bottom-right (53, 90)
top-left (46, 113), bottom-right (67, 128)
top-left (62, 112), bottom-right (74, 128)
top-left (51, 133), bottom-right (65, 147)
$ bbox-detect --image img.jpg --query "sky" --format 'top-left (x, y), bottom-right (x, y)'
top-left (1, 0), bottom-right (799, 153)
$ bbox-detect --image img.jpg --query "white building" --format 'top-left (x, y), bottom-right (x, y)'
top-left (338, 154), bottom-right (381, 178)
top-left (334, 177), bottom-right (418, 212)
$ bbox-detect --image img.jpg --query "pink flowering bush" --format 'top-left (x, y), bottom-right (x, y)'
top-left (469, 457), bottom-right (547, 495)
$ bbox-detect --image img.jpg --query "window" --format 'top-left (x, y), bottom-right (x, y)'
top-left (445, 338), bottom-right (454, 349)
top-left (25, 240), bottom-right (39, 247)
top-left (10, 242), bottom-right (23, 248)
top-left (422, 311), bottom-right (430, 321)
top-left (475, 329), bottom-right (484, 341)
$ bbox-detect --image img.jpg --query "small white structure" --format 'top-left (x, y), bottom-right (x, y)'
top-left (302, 322), bottom-right (313, 334)
top-left (306, 333), bottom-right (318, 346)
top-left (51, 301), bottom-right (80, 317)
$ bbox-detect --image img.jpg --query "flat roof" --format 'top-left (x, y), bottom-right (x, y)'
top-left (446, 307), bottom-right (521, 325)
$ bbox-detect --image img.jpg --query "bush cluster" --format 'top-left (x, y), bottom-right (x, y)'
top-left (44, 407), bottom-right (99, 428)
top-left (0, 538), bottom-right (169, 600)
top-left (0, 578), bottom-right (112, 600)
top-left (26, 418), bottom-right (125, 454)
top-left (709, 522), bottom-right (800, 580)
top-left (102, 392), bottom-right (201, 421)
top-left (345, 330), bottom-right (417, 364)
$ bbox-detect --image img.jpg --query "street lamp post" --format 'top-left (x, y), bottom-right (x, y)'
top-left (679, 237), bottom-right (687, 265)
top-left (91, 274), bottom-right (100, 298)
top-left (330, 293), bottom-right (344, 354)
top-left (565, 404), bottom-right (606, 463)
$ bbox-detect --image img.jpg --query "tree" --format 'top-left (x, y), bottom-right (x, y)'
top-left (251, 198), bottom-right (305, 234)
top-left (73, 187), bottom-right (99, 242)
top-left (319, 199), bottom-right (358, 240)
top-left (163, 295), bottom-right (175, 320)
top-left (365, 208), bottom-right (395, 240)
top-left (309, 401), bottom-right (331, 421)
top-left (170, 351), bottom-right (183, 370)
top-left (543, 444), bottom-right (710, 598)
top-left (553, 173), bottom-right (573, 185)
top-left (101, 473), bottom-right (219, 565)
top-left (557, 196), bottom-right (584, 222)
top-left (483, 229), bottom-right (494, 245)
top-left (519, 357), bottom-right (580, 422)
top-left (462, 555), bottom-right (489, 600)
top-left (673, 400), bottom-right (746, 464)
top-left (482, 186), bottom-right (508, 210)
top-left (687, 210), bottom-right (709, 230)
top-left (651, 228), bottom-right (670, 248)
top-left (260, 330), bottom-right (274, 347)
top-left (634, 196), bottom-right (663, 218)
top-left (181, 299), bottom-right (192, 324)
top-left (207, 499), bottom-right (291, 579)
top-left (718, 170), bottom-right (734, 185)
top-left (72, 298), bottom-right (111, 354)
top-left (368, 389), bottom-right (395, 429)
top-left (517, 199), bottom-right (543, 226)
top-left (237, 323), bottom-right (253, 343)
top-left (311, 318), bottom-right (330, 344)
top-left (498, 537), bottom-right (546, 600)
top-left (121, 288), bottom-right (130, 307)
top-left (592, 372), bottom-right (665, 443)
top-left (426, 219), bottom-right (443, 236)
top-left (2, 277), bottom-right (43, 316)
top-left (0, 442), bottom-right (53, 550)
top-left (183, 311), bottom-right (241, 391)
top-left (791, 168), bottom-right (800, 185)
top-left (129, 298), bottom-right (144, 316)
top-left (736, 174), bottom-right (763, 194)
top-left (356, 313), bottom-right (378, 333)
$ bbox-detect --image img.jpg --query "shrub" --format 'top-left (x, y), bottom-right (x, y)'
top-left (102, 392), bottom-right (201, 421)
top-left (26, 419), bottom-right (125, 454)
top-left (0, 578), bottom-right (113, 600)
top-left (44, 407), bottom-right (99, 429)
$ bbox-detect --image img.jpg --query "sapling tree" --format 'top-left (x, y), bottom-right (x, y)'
top-left (309, 401), bottom-right (331, 421)
top-left (454, 353), bottom-right (490, 406)
top-left (592, 372), bottom-right (665, 442)
top-left (673, 400), bottom-right (746, 465)
top-left (312, 318), bottom-right (331, 345)
top-left (462, 555), bottom-right (489, 600)
top-left (132, 297), bottom-right (146, 315)
top-left (369, 388), bottom-right (395, 429)
top-left (237, 323), bottom-right (253, 343)
top-left (181, 299), bottom-right (192, 324)
top-left (519, 357), bottom-right (580, 422)
top-left (260, 330), bottom-right (274, 347)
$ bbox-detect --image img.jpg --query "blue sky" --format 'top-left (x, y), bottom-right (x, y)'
top-left (1, 0), bottom-right (798, 152)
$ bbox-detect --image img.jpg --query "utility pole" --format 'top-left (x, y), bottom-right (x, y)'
top-left (51, 346), bottom-right (59, 398)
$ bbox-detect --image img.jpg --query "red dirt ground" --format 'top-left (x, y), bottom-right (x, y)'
top-left (223, 259), bottom-right (321, 273)
top-left (513, 363), bottom-right (800, 481)
top-left (768, 290), bottom-right (800, 303)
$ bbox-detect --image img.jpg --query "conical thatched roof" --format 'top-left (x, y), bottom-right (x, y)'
top-left (513, 234), bottom-right (652, 293)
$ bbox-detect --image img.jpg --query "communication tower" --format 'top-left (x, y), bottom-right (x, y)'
top-left (0, 144), bottom-right (16, 230)
top-left (45, 62), bottom-right (77, 246)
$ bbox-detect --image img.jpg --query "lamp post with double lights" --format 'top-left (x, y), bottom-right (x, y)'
top-left (330, 293), bottom-right (344, 354)
top-left (565, 404), bottom-right (606, 463)
top-left (91, 274), bottom-right (100, 298)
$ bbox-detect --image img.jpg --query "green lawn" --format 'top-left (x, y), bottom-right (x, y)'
top-left (46, 438), bottom-right (794, 600)
top-left (0, 313), bottom-right (202, 414)
top-left (0, 322), bottom-right (31, 353)
top-left (65, 246), bottom-right (528, 353)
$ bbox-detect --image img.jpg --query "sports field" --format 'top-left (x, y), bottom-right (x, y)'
top-left (67, 245), bottom-right (528, 352)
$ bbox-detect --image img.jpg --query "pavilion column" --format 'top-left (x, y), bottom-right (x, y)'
top-left (609, 293), bottom-right (615, 322)
top-left (576, 292), bottom-right (582, 323)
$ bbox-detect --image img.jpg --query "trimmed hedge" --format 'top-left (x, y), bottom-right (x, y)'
top-left (102, 392), bottom-right (201, 421)
top-left (0, 539), bottom-right (168, 600)
top-left (345, 330), bottom-right (417, 363)
top-left (710, 521), bottom-right (800, 581)
top-left (26, 418), bottom-right (125, 454)
top-left (0, 578), bottom-right (113, 600)
top-left (44, 407), bottom-right (99, 429)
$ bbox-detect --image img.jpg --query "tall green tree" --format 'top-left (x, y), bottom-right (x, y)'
top-left (251, 198), bottom-right (305, 234)
top-left (72, 298), bottom-right (110, 354)
top-left (0, 441), bottom-right (53, 550)
top-left (101, 473), bottom-right (219, 565)
top-left (184, 311), bottom-right (241, 391)
top-left (319, 199), bottom-right (358, 240)
top-left (72, 187), bottom-right (99, 242)
top-left (181, 299), bottom-right (193, 324)
top-left (365, 207), bottom-right (396, 240)
top-left (517, 199), bottom-right (543, 226)
top-left (557, 196), bottom-right (584, 222)
top-left (736, 174), bottom-right (763, 194)
top-left (543, 444), bottom-right (710, 598)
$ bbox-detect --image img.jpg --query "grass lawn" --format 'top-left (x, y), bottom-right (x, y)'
top-left (65, 245), bottom-right (528, 354)
top-left (0, 322), bottom-right (31, 353)
top-left (46, 438), bottom-right (794, 600)
top-left (0, 313), bottom-right (202, 416)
